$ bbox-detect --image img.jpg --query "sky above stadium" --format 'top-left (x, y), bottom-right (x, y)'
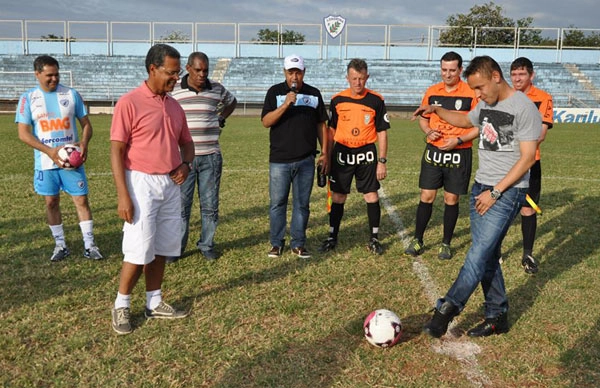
top-left (3, 0), bottom-right (599, 29)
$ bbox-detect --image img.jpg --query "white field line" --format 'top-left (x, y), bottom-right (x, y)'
top-left (0, 169), bottom-right (269, 182)
top-left (379, 186), bottom-right (492, 388)
top-left (1, 170), bottom-right (598, 182)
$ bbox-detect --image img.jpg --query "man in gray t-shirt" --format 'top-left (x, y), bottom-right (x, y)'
top-left (469, 91), bottom-right (541, 188)
top-left (413, 56), bottom-right (541, 339)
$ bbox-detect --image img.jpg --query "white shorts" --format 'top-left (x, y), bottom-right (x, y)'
top-left (122, 170), bottom-right (182, 265)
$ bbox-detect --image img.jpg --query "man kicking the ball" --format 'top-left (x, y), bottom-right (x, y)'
top-left (16, 55), bottom-right (103, 262)
top-left (416, 56), bottom-right (541, 338)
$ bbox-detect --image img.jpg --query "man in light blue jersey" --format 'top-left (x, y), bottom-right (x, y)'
top-left (16, 55), bottom-right (103, 262)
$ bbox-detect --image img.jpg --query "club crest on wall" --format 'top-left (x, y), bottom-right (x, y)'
top-left (324, 15), bottom-right (346, 39)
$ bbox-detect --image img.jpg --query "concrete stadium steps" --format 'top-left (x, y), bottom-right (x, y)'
top-left (1, 54), bottom-right (599, 108)
top-left (0, 54), bottom-right (147, 102)
top-left (222, 57), bottom-right (600, 107)
top-left (563, 63), bottom-right (600, 105)
top-left (222, 58), bottom-right (439, 106)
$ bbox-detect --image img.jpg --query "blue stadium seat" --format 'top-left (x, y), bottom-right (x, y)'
top-left (1, 54), bottom-right (598, 108)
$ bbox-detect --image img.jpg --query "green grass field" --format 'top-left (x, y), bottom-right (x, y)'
top-left (1, 113), bottom-right (599, 387)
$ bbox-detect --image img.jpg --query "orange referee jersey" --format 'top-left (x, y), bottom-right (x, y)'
top-left (524, 85), bottom-right (553, 160)
top-left (329, 88), bottom-right (390, 148)
top-left (421, 80), bottom-right (477, 149)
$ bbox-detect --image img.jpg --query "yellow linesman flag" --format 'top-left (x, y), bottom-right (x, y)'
top-left (327, 180), bottom-right (332, 213)
top-left (525, 194), bottom-right (542, 214)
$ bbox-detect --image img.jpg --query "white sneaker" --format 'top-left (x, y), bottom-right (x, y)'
top-left (111, 307), bottom-right (132, 335)
top-left (145, 301), bottom-right (188, 319)
top-left (84, 245), bottom-right (104, 260)
top-left (50, 246), bottom-right (70, 262)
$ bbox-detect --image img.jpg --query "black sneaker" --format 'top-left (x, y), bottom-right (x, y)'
top-left (268, 246), bottom-right (283, 258)
top-left (423, 301), bottom-right (459, 338)
top-left (201, 249), bottom-right (219, 261)
top-left (165, 256), bottom-right (180, 264)
top-left (521, 254), bottom-right (539, 274)
top-left (319, 237), bottom-right (337, 252)
top-left (367, 238), bottom-right (383, 255)
top-left (291, 247), bottom-right (311, 258)
top-left (467, 313), bottom-right (509, 337)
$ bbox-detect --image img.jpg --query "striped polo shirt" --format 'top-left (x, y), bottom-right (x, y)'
top-left (171, 75), bottom-right (236, 156)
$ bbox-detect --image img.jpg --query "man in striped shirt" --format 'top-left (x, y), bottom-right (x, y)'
top-left (170, 52), bottom-right (237, 262)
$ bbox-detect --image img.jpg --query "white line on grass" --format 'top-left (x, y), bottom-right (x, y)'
top-left (2, 170), bottom-right (598, 182)
top-left (379, 186), bottom-right (492, 388)
top-left (0, 169), bottom-right (271, 182)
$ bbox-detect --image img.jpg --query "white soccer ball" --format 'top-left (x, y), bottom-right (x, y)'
top-left (57, 144), bottom-right (83, 170)
top-left (363, 309), bottom-right (403, 348)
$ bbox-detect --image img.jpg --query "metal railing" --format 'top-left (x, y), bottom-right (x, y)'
top-left (1, 20), bottom-right (599, 63)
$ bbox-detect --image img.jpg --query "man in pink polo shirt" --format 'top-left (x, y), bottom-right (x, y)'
top-left (110, 44), bottom-right (195, 335)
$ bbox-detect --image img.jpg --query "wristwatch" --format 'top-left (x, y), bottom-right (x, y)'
top-left (378, 157), bottom-right (387, 164)
top-left (490, 188), bottom-right (502, 200)
top-left (183, 161), bottom-right (193, 170)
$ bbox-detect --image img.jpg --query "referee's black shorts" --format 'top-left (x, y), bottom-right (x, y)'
top-left (329, 142), bottom-right (380, 194)
top-left (418, 143), bottom-right (472, 195)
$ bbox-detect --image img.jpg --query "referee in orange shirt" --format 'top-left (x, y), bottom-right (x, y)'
top-left (405, 51), bottom-right (477, 260)
top-left (509, 57), bottom-right (553, 274)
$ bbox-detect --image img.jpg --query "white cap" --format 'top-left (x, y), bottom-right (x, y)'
top-left (284, 54), bottom-right (305, 70)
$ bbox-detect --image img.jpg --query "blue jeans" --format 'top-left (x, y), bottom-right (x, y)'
top-left (269, 155), bottom-right (315, 249)
top-left (180, 153), bottom-right (222, 254)
top-left (439, 182), bottom-right (526, 318)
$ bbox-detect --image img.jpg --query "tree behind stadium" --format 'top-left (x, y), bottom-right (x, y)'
top-left (439, 1), bottom-right (545, 47)
top-left (254, 28), bottom-right (305, 44)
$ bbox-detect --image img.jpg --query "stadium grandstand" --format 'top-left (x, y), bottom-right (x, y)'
top-left (1, 20), bottom-right (599, 113)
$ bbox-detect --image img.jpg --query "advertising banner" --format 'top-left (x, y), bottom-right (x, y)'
top-left (553, 108), bottom-right (600, 123)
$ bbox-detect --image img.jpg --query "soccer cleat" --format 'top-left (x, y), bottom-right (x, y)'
top-left (50, 246), bottom-right (70, 262)
top-left (291, 247), bottom-right (311, 259)
top-left (84, 245), bottom-right (104, 260)
top-left (437, 243), bottom-right (452, 260)
top-left (319, 237), bottom-right (337, 252)
top-left (467, 313), bottom-right (509, 337)
top-left (423, 301), bottom-right (459, 338)
top-left (111, 307), bottom-right (132, 335)
top-left (404, 238), bottom-right (423, 256)
top-left (367, 238), bottom-right (383, 255)
top-left (145, 301), bottom-right (189, 319)
top-left (268, 246), bottom-right (283, 258)
top-left (521, 254), bottom-right (539, 274)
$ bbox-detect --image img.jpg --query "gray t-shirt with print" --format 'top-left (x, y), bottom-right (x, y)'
top-left (468, 91), bottom-right (542, 188)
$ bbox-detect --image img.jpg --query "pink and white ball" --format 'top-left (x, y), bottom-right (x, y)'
top-left (58, 144), bottom-right (84, 169)
top-left (364, 309), bottom-right (403, 348)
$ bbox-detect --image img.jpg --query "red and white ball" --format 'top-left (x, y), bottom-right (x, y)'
top-left (58, 144), bottom-right (83, 169)
top-left (364, 309), bottom-right (403, 348)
